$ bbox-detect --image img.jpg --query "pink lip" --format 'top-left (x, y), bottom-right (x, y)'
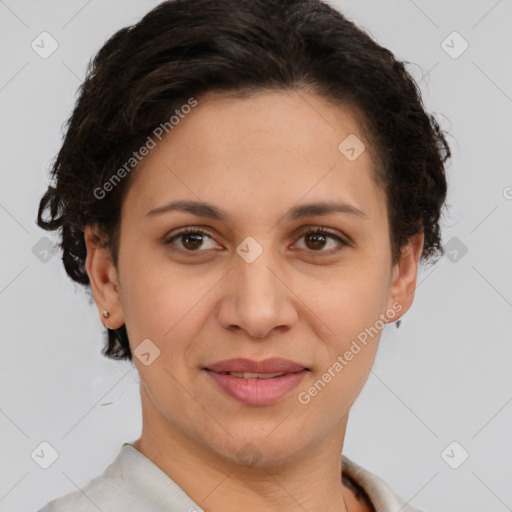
top-left (203, 358), bottom-right (309, 406)
top-left (205, 369), bottom-right (308, 406)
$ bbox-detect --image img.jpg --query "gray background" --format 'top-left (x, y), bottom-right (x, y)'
top-left (1, 1), bottom-right (511, 511)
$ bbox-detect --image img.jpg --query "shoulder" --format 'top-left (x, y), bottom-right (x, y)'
top-left (35, 443), bottom-right (194, 512)
top-left (35, 469), bottom-right (147, 512)
top-left (35, 446), bottom-right (146, 512)
top-left (36, 476), bottom-right (142, 512)
top-left (342, 455), bottom-right (427, 512)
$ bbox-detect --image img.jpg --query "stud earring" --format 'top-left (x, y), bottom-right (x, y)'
top-left (102, 310), bottom-right (110, 329)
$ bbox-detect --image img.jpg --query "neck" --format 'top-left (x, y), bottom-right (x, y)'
top-left (132, 387), bottom-right (359, 512)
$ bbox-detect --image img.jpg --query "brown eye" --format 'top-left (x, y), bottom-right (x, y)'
top-left (295, 227), bottom-right (348, 253)
top-left (163, 226), bottom-right (348, 256)
top-left (164, 227), bottom-right (218, 252)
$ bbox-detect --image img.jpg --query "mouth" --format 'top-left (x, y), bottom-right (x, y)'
top-left (203, 361), bottom-right (310, 406)
top-left (204, 357), bottom-right (309, 374)
top-left (210, 370), bottom-right (303, 379)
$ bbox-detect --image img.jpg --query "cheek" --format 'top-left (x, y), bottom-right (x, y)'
top-left (298, 281), bottom-right (387, 414)
top-left (119, 262), bottom-right (219, 383)
top-left (118, 245), bottom-right (193, 334)
top-left (304, 264), bottom-right (390, 379)
top-left (314, 265), bottom-right (389, 333)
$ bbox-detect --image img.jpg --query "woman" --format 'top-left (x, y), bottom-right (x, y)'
top-left (36, 0), bottom-right (451, 510)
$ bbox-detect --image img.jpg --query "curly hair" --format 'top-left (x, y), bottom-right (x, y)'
top-left (37, 0), bottom-right (451, 362)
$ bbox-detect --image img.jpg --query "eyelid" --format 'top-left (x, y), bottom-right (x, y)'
top-left (163, 226), bottom-right (219, 247)
top-left (163, 225), bottom-right (350, 253)
top-left (294, 225), bottom-right (350, 246)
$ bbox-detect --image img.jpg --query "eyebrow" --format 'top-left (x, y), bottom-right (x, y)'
top-left (145, 199), bottom-right (367, 222)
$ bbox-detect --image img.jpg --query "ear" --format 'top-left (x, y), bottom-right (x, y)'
top-left (84, 225), bottom-right (124, 329)
top-left (386, 232), bottom-right (424, 321)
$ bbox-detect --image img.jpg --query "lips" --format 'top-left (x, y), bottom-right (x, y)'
top-left (219, 371), bottom-right (287, 379)
top-left (205, 357), bottom-right (308, 374)
top-left (203, 358), bottom-right (309, 406)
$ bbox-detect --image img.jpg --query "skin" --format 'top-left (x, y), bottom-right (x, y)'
top-left (84, 89), bottom-right (423, 512)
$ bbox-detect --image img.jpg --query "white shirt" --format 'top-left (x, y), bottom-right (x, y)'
top-left (37, 443), bottom-right (424, 512)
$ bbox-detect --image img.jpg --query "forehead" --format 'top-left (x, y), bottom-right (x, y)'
top-left (123, 90), bottom-right (387, 225)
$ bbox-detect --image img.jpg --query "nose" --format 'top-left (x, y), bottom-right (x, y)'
top-left (216, 249), bottom-right (299, 339)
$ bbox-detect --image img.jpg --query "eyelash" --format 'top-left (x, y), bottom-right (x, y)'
top-left (163, 226), bottom-right (349, 256)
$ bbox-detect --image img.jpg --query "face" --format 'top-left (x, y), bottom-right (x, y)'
top-left (85, 89), bottom-right (423, 468)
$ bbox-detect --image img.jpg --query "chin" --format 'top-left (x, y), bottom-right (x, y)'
top-left (208, 432), bottom-right (305, 469)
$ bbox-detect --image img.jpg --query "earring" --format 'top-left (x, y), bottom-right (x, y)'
top-left (102, 310), bottom-right (110, 329)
